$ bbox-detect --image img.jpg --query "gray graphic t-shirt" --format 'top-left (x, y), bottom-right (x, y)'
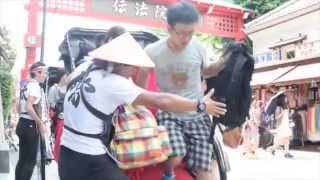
top-left (145, 38), bottom-right (210, 119)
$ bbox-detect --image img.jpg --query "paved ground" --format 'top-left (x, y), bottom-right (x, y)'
top-left (1, 147), bottom-right (319, 180)
top-left (226, 147), bottom-right (320, 180)
top-left (0, 150), bottom-right (59, 180)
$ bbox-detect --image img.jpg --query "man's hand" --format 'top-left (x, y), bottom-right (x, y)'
top-left (203, 89), bottom-right (227, 117)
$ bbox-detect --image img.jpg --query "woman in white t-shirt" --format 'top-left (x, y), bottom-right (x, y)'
top-left (270, 94), bottom-right (294, 158)
top-left (16, 62), bottom-right (47, 180)
top-left (59, 27), bottom-right (227, 180)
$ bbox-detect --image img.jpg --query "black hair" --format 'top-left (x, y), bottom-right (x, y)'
top-left (103, 26), bottom-right (126, 44)
top-left (47, 67), bottom-right (66, 88)
top-left (96, 26), bottom-right (127, 48)
top-left (29, 61), bottom-right (45, 78)
top-left (166, 1), bottom-right (200, 27)
top-left (222, 42), bottom-right (248, 57)
top-left (277, 94), bottom-right (288, 109)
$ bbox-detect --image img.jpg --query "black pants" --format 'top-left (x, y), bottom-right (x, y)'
top-left (15, 118), bottom-right (39, 180)
top-left (59, 146), bottom-right (128, 180)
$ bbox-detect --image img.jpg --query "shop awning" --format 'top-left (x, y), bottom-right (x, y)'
top-left (251, 66), bottom-right (295, 86)
top-left (272, 63), bottom-right (320, 85)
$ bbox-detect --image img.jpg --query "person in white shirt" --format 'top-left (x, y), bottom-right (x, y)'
top-left (270, 94), bottom-right (294, 158)
top-left (47, 68), bottom-right (67, 162)
top-left (59, 27), bottom-right (226, 180)
top-left (15, 62), bottom-right (47, 180)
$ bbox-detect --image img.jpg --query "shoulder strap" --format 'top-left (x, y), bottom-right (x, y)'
top-left (66, 72), bottom-right (85, 91)
top-left (79, 65), bottom-right (113, 121)
top-left (80, 84), bottom-right (113, 120)
top-left (64, 124), bottom-right (103, 138)
top-left (64, 65), bottom-right (114, 144)
top-left (66, 64), bottom-right (102, 91)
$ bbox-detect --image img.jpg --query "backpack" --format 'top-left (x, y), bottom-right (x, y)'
top-left (260, 111), bottom-right (276, 129)
top-left (206, 43), bottom-right (254, 128)
top-left (110, 105), bottom-right (171, 169)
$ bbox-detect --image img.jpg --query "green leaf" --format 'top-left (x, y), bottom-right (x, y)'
top-left (0, 70), bottom-right (14, 122)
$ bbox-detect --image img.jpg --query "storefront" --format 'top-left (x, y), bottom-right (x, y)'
top-left (251, 56), bottom-right (320, 143)
top-left (246, 0), bottom-right (320, 144)
top-left (271, 61), bottom-right (320, 142)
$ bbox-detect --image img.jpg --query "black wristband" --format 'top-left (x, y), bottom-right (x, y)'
top-left (197, 99), bottom-right (207, 113)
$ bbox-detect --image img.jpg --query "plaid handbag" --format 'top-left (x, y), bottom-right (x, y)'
top-left (110, 105), bottom-right (172, 169)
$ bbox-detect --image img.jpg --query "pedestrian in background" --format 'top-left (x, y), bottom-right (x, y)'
top-left (47, 68), bottom-right (67, 162)
top-left (15, 62), bottom-right (47, 180)
top-left (270, 93), bottom-right (294, 158)
top-left (242, 99), bottom-right (260, 158)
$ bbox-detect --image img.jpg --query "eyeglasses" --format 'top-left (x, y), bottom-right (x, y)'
top-left (172, 28), bottom-right (194, 38)
top-left (36, 69), bottom-right (48, 75)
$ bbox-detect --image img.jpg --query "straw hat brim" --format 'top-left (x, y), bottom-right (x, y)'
top-left (88, 32), bottom-right (155, 68)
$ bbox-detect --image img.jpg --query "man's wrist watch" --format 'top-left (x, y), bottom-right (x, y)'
top-left (197, 99), bottom-right (207, 113)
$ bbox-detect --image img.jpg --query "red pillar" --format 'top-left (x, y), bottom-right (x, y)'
top-left (21, 0), bottom-right (40, 80)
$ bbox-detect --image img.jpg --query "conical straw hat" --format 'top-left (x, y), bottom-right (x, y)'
top-left (88, 32), bottom-right (155, 68)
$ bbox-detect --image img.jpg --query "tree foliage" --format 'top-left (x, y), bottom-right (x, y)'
top-left (0, 26), bottom-right (16, 122)
top-left (234, 0), bottom-right (290, 18)
top-left (0, 26), bottom-right (16, 70)
top-left (0, 70), bottom-right (14, 122)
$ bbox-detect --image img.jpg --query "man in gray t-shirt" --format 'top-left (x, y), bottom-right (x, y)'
top-left (142, 2), bottom-right (226, 180)
top-left (145, 38), bottom-right (210, 119)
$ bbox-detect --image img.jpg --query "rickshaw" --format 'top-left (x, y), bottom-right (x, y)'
top-left (54, 27), bottom-right (230, 180)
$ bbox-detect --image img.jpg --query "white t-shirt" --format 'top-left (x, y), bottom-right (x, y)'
top-left (68, 60), bottom-right (92, 80)
top-left (61, 70), bottom-right (144, 155)
top-left (19, 80), bottom-right (42, 120)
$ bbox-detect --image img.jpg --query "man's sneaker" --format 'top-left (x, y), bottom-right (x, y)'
top-left (284, 153), bottom-right (294, 158)
top-left (162, 174), bottom-right (175, 180)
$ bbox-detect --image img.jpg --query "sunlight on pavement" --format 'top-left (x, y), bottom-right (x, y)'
top-left (226, 147), bottom-right (320, 180)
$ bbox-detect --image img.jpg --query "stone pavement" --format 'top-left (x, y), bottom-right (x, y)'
top-left (1, 147), bottom-right (319, 180)
top-left (226, 147), bottom-right (320, 180)
top-left (0, 151), bottom-right (59, 180)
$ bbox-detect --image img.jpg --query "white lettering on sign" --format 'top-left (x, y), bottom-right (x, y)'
top-left (155, 5), bottom-right (167, 20)
top-left (113, 0), bottom-right (128, 14)
top-left (135, 2), bottom-right (148, 17)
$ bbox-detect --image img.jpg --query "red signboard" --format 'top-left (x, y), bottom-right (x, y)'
top-left (22, 0), bottom-right (247, 80)
top-left (39, 0), bottom-right (246, 40)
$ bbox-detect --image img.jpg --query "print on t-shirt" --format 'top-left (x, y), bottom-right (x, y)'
top-left (67, 75), bottom-right (95, 108)
top-left (170, 72), bottom-right (188, 88)
top-left (20, 84), bottom-right (28, 101)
